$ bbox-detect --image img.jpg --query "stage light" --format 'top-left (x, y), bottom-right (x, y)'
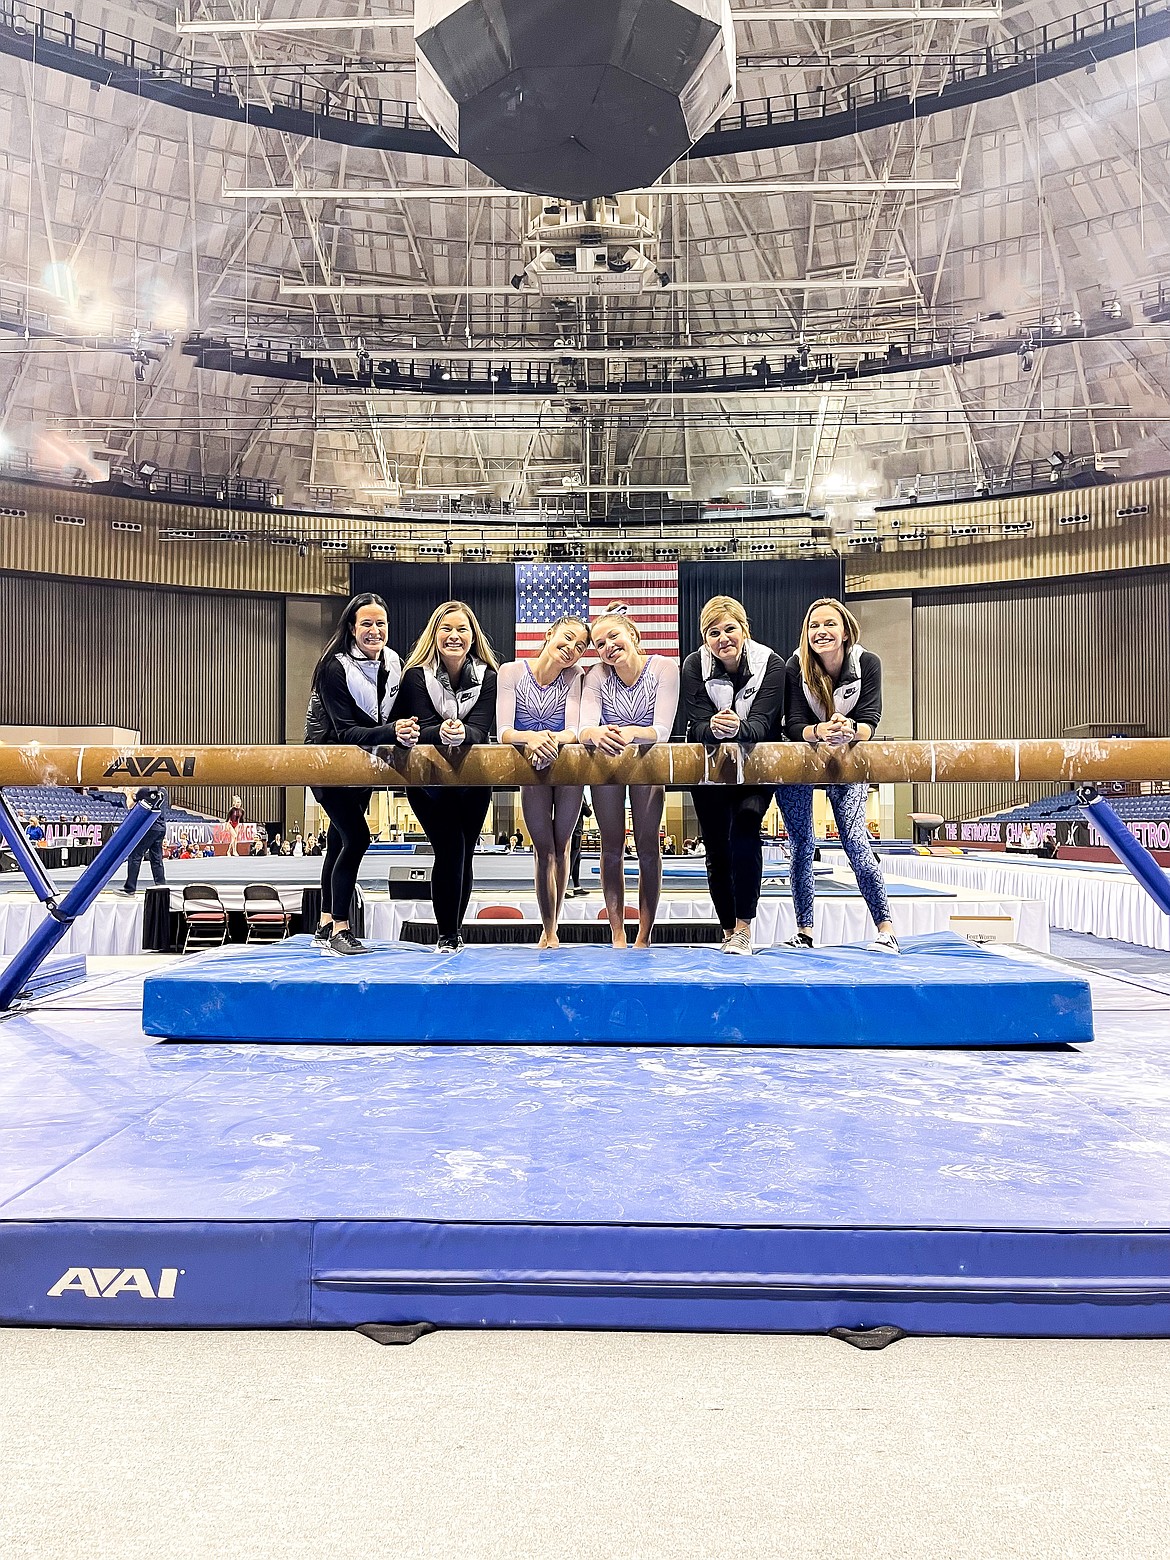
top-left (1019, 343), bottom-right (1035, 373)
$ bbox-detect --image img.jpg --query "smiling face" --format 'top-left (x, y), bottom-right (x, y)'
top-left (704, 615), bottom-right (745, 667)
top-left (591, 615), bottom-right (639, 666)
top-left (545, 619), bottom-right (589, 668)
top-left (351, 602), bottom-right (388, 659)
top-left (806, 604), bottom-right (846, 662)
top-left (435, 609), bottom-right (473, 663)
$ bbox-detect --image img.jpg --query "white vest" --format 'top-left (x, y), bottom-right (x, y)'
top-left (700, 639), bottom-right (773, 719)
top-left (340, 648), bottom-right (401, 723)
top-left (423, 657), bottom-right (486, 721)
top-left (802, 643), bottom-right (865, 722)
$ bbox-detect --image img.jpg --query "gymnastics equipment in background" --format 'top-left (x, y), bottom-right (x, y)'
top-left (1078, 786), bottom-right (1170, 917)
top-left (0, 793), bottom-right (161, 1011)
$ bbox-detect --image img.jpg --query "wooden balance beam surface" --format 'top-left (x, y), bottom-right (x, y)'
top-left (1, 738), bottom-right (1169, 788)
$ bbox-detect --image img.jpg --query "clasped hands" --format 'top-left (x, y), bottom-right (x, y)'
top-left (812, 713), bottom-right (857, 749)
top-left (583, 724), bottom-right (652, 757)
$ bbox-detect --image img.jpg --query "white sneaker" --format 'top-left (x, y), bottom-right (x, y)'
top-left (722, 928), bottom-right (753, 956)
top-left (868, 931), bottom-right (900, 954)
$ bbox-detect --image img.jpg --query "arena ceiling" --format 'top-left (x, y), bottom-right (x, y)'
top-left (1, 0), bottom-right (1170, 530)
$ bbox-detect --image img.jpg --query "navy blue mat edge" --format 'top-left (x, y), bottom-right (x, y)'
top-left (3, 1219), bottom-right (1168, 1335)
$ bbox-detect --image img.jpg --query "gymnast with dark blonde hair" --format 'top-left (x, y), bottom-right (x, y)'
top-left (578, 603), bottom-right (679, 948)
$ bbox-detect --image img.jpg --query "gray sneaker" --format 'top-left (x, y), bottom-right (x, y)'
top-left (312, 922), bottom-right (333, 952)
top-left (722, 928), bottom-right (753, 956)
top-left (327, 928), bottom-right (368, 956)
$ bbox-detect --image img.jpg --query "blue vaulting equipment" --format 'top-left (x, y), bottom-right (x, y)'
top-left (143, 932), bottom-right (1093, 1047)
top-left (0, 797), bottom-right (161, 1011)
top-left (1079, 786), bottom-right (1170, 915)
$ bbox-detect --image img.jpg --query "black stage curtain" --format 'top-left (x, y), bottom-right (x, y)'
top-left (677, 559), bottom-right (844, 665)
top-left (351, 563), bottom-right (517, 661)
top-left (401, 920), bottom-right (722, 945)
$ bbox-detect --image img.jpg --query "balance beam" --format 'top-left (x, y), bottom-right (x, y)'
top-left (1, 738), bottom-right (1169, 788)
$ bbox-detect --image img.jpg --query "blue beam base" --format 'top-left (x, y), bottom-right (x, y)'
top-left (143, 932), bottom-right (1094, 1048)
top-left (1080, 787), bottom-right (1170, 916)
top-left (0, 801), bottom-right (161, 1011)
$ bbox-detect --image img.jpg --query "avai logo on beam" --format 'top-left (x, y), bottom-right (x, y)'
top-left (47, 1267), bottom-right (183, 1299)
top-left (101, 756), bottom-right (198, 779)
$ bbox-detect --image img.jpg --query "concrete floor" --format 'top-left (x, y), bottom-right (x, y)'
top-left (2, 1328), bottom-right (1169, 1560)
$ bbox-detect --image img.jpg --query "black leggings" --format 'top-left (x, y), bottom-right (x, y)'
top-left (407, 786), bottom-right (492, 939)
top-left (690, 785), bottom-right (773, 929)
top-left (312, 786), bottom-right (372, 922)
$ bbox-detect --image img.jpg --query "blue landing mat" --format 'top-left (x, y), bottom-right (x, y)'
top-left (0, 984), bottom-right (1166, 1333)
top-left (142, 933), bottom-right (1093, 1048)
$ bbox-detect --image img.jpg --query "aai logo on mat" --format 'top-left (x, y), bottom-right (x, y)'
top-left (47, 1267), bottom-right (183, 1299)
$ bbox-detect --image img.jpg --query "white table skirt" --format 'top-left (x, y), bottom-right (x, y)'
top-left (367, 890), bottom-right (1049, 951)
top-left (0, 896), bottom-right (143, 956)
top-left (887, 856), bottom-right (1169, 952)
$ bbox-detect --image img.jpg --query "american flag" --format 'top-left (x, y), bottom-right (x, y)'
top-left (515, 562), bottom-right (679, 658)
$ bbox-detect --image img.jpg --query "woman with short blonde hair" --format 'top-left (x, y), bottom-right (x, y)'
top-left (680, 594), bottom-right (786, 955)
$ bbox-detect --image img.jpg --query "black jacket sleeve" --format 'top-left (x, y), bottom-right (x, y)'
top-left (682, 650), bottom-right (787, 744)
top-left (461, 668), bottom-right (497, 746)
top-left (680, 652), bottom-right (715, 743)
top-left (782, 651), bottom-right (883, 742)
top-left (308, 657), bottom-right (403, 749)
top-left (851, 651), bottom-right (883, 733)
top-left (398, 665), bottom-right (498, 746)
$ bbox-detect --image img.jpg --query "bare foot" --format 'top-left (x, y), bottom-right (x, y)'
top-left (632, 936), bottom-right (652, 949)
top-left (537, 931), bottom-right (560, 950)
top-left (610, 931), bottom-right (629, 949)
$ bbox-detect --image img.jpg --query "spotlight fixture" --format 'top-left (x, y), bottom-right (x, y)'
top-left (1047, 451), bottom-right (1067, 476)
top-left (136, 461), bottom-right (159, 481)
top-left (1019, 341), bottom-right (1035, 373)
top-left (130, 348), bottom-right (151, 382)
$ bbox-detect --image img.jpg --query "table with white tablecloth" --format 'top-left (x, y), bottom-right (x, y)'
top-left (886, 854), bottom-right (1169, 952)
top-left (0, 894), bottom-right (142, 957)
top-left (368, 886), bottom-right (1050, 952)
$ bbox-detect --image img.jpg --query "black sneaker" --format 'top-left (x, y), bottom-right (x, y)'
top-left (312, 923), bottom-right (333, 952)
top-left (434, 935), bottom-right (457, 953)
top-left (779, 931), bottom-right (814, 950)
top-left (327, 928), bottom-right (368, 956)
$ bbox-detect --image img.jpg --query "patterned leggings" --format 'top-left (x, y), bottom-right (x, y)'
top-left (774, 783), bottom-right (892, 931)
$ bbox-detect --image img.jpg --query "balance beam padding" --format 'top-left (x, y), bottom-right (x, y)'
top-left (143, 934), bottom-right (1093, 1047)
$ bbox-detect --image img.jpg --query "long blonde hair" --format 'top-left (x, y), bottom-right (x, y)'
top-left (404, 599), bottom-right (500, 672)
top-left (798, 597), bottom-right (862, 721)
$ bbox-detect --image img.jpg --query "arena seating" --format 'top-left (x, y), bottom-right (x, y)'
top-left (983, 792), bottom-right (1170, 825)
top-left (0, 785), bottom-right (208, 824)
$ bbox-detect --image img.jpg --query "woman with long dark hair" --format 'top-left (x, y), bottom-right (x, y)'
top-left (305, 593), bottom-right (419, 955)
top-left (773, 597), bottom-right (898, 953)
top-left (680, 594), bottom-right (786, 955)
top-left (398, 600), bottom-right (500, 953)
